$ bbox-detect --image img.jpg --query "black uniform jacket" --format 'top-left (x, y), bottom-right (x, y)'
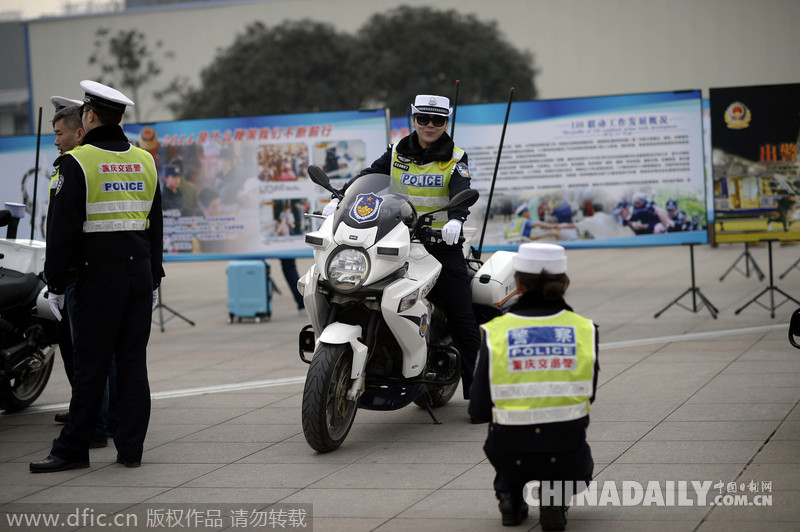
top-left (468, 292), bottom-right (600, 454)
top-left (348, 131), bottom-right (472, 223)
top-left (45, 125), bottom-right (165, 294)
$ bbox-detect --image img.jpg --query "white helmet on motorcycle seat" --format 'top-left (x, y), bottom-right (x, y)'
top-left (411, 94), bottom-right (452, 117)
top-left (513, 243), bottom-right (567, 275)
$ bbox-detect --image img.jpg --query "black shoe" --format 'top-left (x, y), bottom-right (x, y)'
top-left (539, 504), bottom-right (567, 531)
top-left (116, 454), bottom-right (141, 468)
top-left (54, 411), bottom-right (70, 423)
top-left (30, 454), bottom-right (89, 473)
top-left (90, 438), bottom-right (108, 449)
top-left (497, 491), bottom-right (528, 526)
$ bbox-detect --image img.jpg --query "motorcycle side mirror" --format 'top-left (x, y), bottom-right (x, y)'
top-left (448, 189), bottom-right (480, 210)
top-left (308, 165), bottom-right (343, 200)
top-left (0, 210), bottom-right (11, 228)
top-left (414, 189), bottom-right (481, 232)
top-left (790, 308), bottom-right (800, 349)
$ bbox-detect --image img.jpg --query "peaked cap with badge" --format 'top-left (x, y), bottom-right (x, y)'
top-left (50, 96), bottom-right (83, 112)
top-left (411, 94), bottom-right (452, 117)
top-left (80, 80), bottom-right (135, 113)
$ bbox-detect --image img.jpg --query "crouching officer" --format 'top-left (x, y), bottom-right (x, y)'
top-left (31, 80), bottom-right (164, 473)
top-left (469, 243), bottom-right (598, 529)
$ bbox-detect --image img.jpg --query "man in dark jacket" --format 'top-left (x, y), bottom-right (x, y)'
top-left (31, 80), bottom-right (164, 473)
top-left (469, 243), bottom-right (599, 529)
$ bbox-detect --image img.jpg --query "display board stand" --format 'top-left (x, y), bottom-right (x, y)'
top-left (779, 255), bottom-right (800, 280)
top-left (735, 240), bottom-right (800, 318)
top-left (153, 285), bottom-right (196, 333)
top-left (719, 242), bottom-right (764, 282)
top-left (655, 244), bottom-right (718, 319)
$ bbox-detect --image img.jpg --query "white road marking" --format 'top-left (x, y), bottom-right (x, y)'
top-left (6, 324), bottom-right (787, 415)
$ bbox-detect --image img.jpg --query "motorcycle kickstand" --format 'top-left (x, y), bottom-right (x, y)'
top-left (421, 391), bottom-right (442, 425)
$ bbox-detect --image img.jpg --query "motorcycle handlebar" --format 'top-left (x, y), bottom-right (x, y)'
top-left (416, 228), bottom-right (465, 246)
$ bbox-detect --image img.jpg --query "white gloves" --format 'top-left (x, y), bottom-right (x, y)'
top-left (442, 219), bottom-right (463, 246)
top-left (152, 289), bottom-right (159, 310)
top-left (48, 292), bottom-right (65, 321)
top-left (322, 198), bottom-right (339, 217)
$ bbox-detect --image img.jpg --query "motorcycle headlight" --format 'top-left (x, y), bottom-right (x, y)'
top-left (326, 248), bottom-right (370, 292)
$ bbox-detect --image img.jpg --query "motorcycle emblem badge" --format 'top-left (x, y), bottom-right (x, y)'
top-left (350, 193), bottom-right (384, 223)
top-left (419, 313), bottom-right (428, 337)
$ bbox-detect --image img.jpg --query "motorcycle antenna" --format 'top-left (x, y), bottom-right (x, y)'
top-left (30, 106), bottom-right (43, 242)
top-left (474, 87), bottom-right (515, 261)
top-left (450, 79), bottom-right (460, 139)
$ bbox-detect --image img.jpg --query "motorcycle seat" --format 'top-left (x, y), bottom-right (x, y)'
top-left (0, 268), bottom-right (40, 310)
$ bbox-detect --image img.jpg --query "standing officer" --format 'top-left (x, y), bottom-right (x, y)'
top-left (31, 80), bottom-right (164, 473)
top-left (47, 96), bottom-right (84, 425)
top-left (469, 243), bottom-right (598, 530)
top-left (326, 94), bottom-right (481, 398)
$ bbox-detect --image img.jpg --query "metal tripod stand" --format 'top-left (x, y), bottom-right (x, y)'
top-left (735, 240), bottom-right (800, 318)
top-left (655, 244), bottom-right (718, 319)
top-left (152, 285), bottom-right (196, 333)
top-left (719, 241), bottom-right (764, 282)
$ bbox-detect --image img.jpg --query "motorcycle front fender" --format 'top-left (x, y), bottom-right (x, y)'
top-left (317, 322), bottom-right (369, 379)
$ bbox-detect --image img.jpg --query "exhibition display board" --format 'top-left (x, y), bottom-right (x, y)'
top-left (709, 83), bottom-right (800, 244)
top-left (0, 89), bottom-right (730, 257)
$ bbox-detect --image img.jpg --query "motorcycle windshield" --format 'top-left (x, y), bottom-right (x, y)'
top-left (334, 173), bottom-right (416, 238)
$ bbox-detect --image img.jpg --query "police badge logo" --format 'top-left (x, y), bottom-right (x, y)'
top-left (724, 101), bottom-right (751, 130)
top-left (350, 193), bottom-right (384, 223)
top-left (455, 161), bottom-right (470, 178)
top-left (419, 313), bottom-right (428, 337)
top-left (55, 175), bottom-right (64, 195)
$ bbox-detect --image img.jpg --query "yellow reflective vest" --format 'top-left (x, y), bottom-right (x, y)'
top-left (483, 310), bottom-right (596, 425)
top-left (68, 144), bottom-right (157, 233)
top-left (505, 217), bottom-right (528, 241)
top-left (390, 145), bottom-right (465, 229)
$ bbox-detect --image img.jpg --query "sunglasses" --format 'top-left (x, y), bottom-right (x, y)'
top-left (414, 114), bottom-right (447, 127)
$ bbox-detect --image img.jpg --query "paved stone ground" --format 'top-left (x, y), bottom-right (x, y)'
top-left (1, 242), bottom-right (799, 531)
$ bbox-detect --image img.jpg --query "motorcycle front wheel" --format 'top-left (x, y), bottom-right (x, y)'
top-left (301, 342), bottom-right (358, 453)
top-left (0, 346), bottom-right (55, 413)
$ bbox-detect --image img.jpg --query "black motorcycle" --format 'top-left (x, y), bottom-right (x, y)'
top-left (0, 208), bottom-right (57, 412)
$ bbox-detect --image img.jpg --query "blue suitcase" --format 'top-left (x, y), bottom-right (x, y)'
top-left (226, 260), bottom-right (273, 323)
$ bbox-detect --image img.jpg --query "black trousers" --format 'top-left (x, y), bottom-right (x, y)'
top-left (428, 244), bottom-right (481, 397)
top-left (486, 441), bottom-right (594, 504)
top-left (51, 261), bottom-right (153, 462)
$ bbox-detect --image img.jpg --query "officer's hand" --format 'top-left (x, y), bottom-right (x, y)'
top-left (48, 292), bottom-right (65, 321)
top-left (322, 198), bottom-right (339, 217)
top-left (442, 219), bottom-right (463, 246)
top-left (152, 289), bottom-right (159, 311)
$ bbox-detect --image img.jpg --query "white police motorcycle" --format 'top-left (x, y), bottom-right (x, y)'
top-left (0, 208), bottom-right (58, 412)
top-left (297, 165), bottom-right (518, 452)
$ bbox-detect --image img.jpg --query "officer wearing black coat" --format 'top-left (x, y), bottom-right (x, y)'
top-left (30, 80), bottom-right (164, 473)
top-left (469, 243), bottom-right (599, 529)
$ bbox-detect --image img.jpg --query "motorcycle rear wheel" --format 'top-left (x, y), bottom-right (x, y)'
top-left (302, 343), bottom-right (358, 453)
top-left (414, 380), bottom-right (459, 409)
top-left (0, 346), bottom-right (55, 413)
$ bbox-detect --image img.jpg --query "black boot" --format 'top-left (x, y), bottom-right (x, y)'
top-left (497, 491), bottom-right (528, 526)
top-left (539, 504), bottom-right (568, 531)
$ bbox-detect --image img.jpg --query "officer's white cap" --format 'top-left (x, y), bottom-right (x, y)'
top-left (411, 94), bottom-right (452, 117)
top-left (50, 96), bottom-right (83, 112)
top-left (80, 80), bottom-right (135, 113)
top-left (515, 203), bottom-right (530, 216)
top-left (513, 243), bottom-right (567, 274)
